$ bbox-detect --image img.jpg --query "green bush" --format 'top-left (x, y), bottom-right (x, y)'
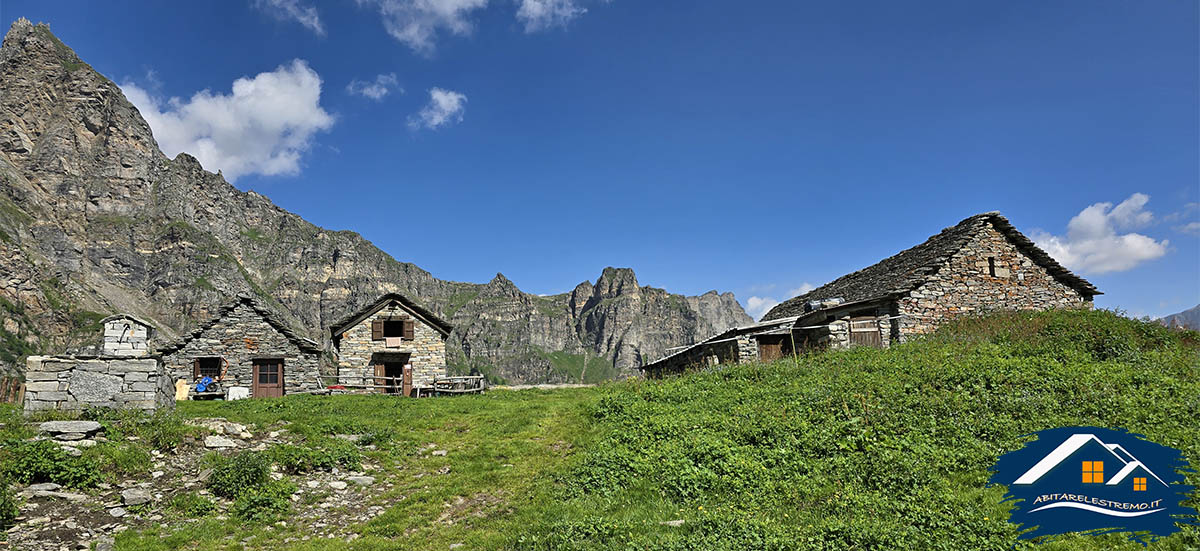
top-left (167, 492), bottom-right (217, 518)
top-left (0, 479), bottom-right (17, 530)
top-left (207, 451), bottom-right (270, 499)
top-left (230, 480), bottom-right (294, 523)
top-left (2, 440), bottom-right (101, 488)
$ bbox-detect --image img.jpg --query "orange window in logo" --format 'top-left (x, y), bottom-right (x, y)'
top-left (1134, 477), bottom-right (1147, 491)
top-left (1082, 461), bottom-right (1104, 483)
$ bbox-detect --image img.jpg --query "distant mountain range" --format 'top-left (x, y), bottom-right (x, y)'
top-left (0, 19), bottom-right (751, 382)
top-left (1158, 304), bottom-right (1200, 331)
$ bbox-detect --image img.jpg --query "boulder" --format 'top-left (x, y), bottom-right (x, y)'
top-left (38, 420), bottom-right (102, 434)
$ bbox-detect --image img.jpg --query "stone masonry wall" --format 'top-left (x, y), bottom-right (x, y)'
top-left (161, 302), bottom-right (322, 397)
top-left (24, 356), bottom-right (173, 413)
top-left (335, 302), bottom-right (447, 388)
top-left (640, 338), bottom-right (740, 378)
top-left (101, 319), bottom-right (150, 357)
top-left (897, 222), bottom-right (1090, 337)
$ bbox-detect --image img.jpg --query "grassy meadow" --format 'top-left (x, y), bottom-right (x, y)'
top-left (3, 309), bottom-right (1197, 550)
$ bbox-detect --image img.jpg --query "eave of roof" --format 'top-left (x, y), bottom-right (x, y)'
top-left (329, 292), bottom-right (454, 338)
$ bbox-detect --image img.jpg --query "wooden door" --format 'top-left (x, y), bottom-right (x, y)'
top-left (253, 359), bottom-right (285, 398)
top-left (374, 363), bottom-right (387, 394)
top-left (849, 317), bottom-right (882, 348)
top-left (757, 336), bottom-right (785, 361)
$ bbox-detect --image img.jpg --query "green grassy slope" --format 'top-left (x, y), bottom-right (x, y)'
top-left (108, 309), bottom-right (1196, 550)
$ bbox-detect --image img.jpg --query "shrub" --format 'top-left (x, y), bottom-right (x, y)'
top-left (0, 479), bottom-right (17, 530)
top-left (230, 481), bottom-right (294, 523)
top-left (167, 492), bottom-right (217, 518)
top-left (207, 451), bottom-right (270, 499)
top-left (2, 440), bottom-right (101, 488)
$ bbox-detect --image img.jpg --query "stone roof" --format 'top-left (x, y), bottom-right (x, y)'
top-left (329, 292), bottom-right (454, 338)
top-left (762, 212), bottom-right (1100, 321)
top-left (157, 295), bottom-right (321, 355)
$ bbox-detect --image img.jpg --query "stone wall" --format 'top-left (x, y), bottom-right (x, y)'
top-left (161, 302), bottom-right (322, 397)
top-left (640, 337), bottom-right (741, 378)
top-left (334, 302), bottom-right (448, 388)
top-left (101, 317), bottom-right (151, 357)
top-left (23, 356), bottom-right (173, 413)
top-left (897, 222), bottom-right (1091, 337)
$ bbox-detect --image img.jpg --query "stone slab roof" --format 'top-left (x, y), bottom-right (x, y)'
top-left (329, 292), bottom-right (453, 338)
top-left (158, 295), bottom-right (321, 355)
top-left (762, 212), bottom-right (1100, 321)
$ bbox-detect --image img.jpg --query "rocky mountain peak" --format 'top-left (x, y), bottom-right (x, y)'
top-left (594, 267), bottom-right (639, 298)
top-left (481, 273), bottom-right (522, 298)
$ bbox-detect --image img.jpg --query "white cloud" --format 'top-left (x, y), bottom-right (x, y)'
top-left (743, 283), bottom-right (816, 321)
top-left (355, 0), bottom-right (488, 54)
top-left (517, 0), bottom-right (586, 31)
top-left (409, 87), bottom-right (467, 129)
top-left (120, 60), bottom-right (334, 182)
top-left (744, 297), bottom-right (779, 321)
top-left (253, 0), bottom-right (326, 36)
top-left (788, 283), bottom-right (815, 297)
top-left (1176, 221), bottom-right (1200, 236)
top-left (347, 73), bottom-right (401, 100)
top-left (1031, 193), bottom-right (1169, 274)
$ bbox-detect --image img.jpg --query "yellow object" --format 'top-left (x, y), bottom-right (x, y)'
top-left (174, 379), bottom-right (190, 401)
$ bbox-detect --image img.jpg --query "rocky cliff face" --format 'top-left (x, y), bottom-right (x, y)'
top-left (0, 19), bottom-right (751, 382)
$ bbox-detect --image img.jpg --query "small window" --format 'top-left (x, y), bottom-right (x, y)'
top-left (988, 257), bottom-right (997, 277)
top-left (1082, 461), bottom-right (1104, 483)
top-left (1133, 477), bottom-right (1146, 491)
top-left (383, 319), bottom-right (405, 338)
top-left (194, 357), bottom-right (221, 379)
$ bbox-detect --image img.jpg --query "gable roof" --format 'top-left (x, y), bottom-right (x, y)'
top-left (763, 212), bottom-right (1100, 321)
top-left (329, 292), bottom-right (453, 338)
top-left (158, 295), bottom-right (321, 355)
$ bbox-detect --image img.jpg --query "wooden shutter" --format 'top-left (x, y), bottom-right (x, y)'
top-left (371, 320), bottom-right (383, 340)
top-left (403, 320), bottom-right (414, 340)
top-left (192, 358), bottom-right (200, 379)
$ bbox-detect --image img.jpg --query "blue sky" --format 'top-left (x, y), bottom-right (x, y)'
top-left (6, 1), bottom-right (1198, 319)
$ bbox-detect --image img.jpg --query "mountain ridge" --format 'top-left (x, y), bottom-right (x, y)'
top-left (0, 18), bottom-right (752, 382)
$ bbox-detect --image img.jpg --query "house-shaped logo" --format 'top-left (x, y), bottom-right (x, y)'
top-left (990, 426), bottom-right (1195, 543)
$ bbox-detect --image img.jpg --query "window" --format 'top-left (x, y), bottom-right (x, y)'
top-left (1082, 461), bottom-right (1104, 483)
top-left (988, 256), bottom-right (997, 277)
top-left (372, 318), bottom-right (415, 341)
top-left (1133, 477), bottom-right (1146, 491)
top-left (256, 361), bottom-right (281, 385)
top-left (384, 319), bottom-right (405, 338)
top-left (194, 357), bottom-right (221, 379)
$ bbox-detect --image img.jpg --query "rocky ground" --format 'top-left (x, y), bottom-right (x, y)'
top-left (4, 418), bottom-right (417, 550)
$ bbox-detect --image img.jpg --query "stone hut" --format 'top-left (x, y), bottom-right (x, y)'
top-left (24, 313), bottom-right (173, 413)
top-left (159, 295), bottom-right (322, 399)
top-left (641, 212), bottom-right (1100, 378)
top-left (329, 293), bottom-right (453, 392)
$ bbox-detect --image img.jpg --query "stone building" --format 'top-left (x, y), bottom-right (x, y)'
top-left (329, 293), bottom-right (453, 392)
top-left (641, 212), bottom-right (1100, 378)
top-left (24, 313), bottom-right (173, 413)
top-left (159, 295), bottom-right (323, 399)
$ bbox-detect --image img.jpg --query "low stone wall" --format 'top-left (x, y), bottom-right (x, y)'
top-left (23, 355), bottom-right (174, 413)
